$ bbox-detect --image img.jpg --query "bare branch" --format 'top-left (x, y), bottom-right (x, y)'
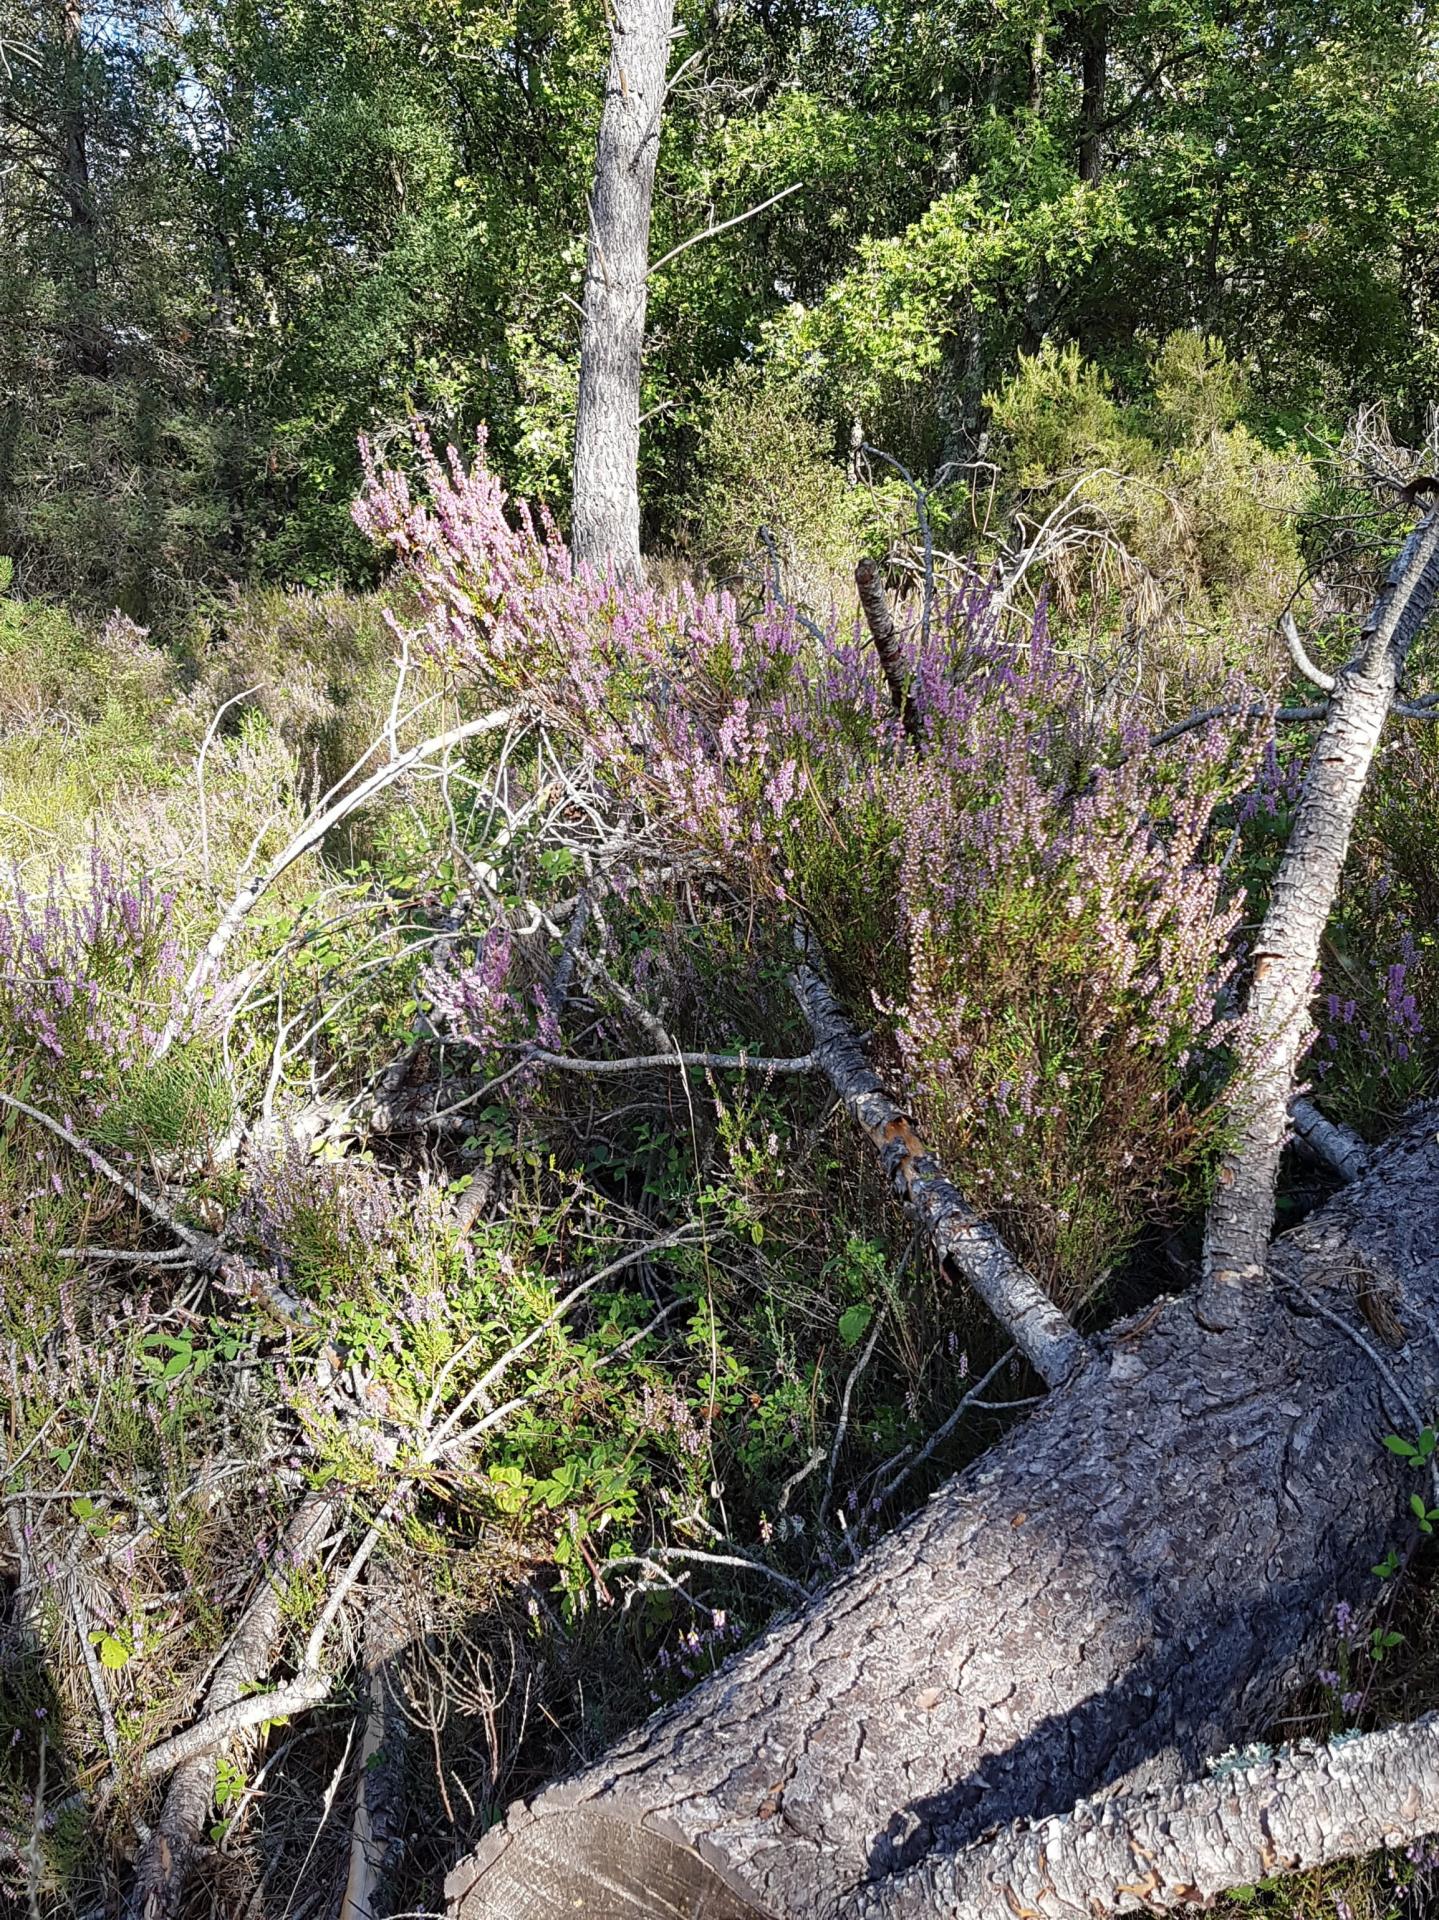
top-left (154, 706), bottom-right (517, 1060)
top-left (788, 935), bottom-right (1084, 1387)
top-left (1280, 610), bottom-right (1336, 693)
top-left (646, 182), bottom-right (801, 279)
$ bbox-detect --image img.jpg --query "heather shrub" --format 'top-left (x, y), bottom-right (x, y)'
top-left (0, 853), bottom-right (230, 1164)
top-left (356, 430), bottom-right (1267, 1302)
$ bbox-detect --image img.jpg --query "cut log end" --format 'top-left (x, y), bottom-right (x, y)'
top-left (445, 1806), bottom-right (773, 1920)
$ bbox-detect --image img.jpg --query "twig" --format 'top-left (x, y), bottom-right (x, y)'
top-left (602, 1545), bottom-right (808, 1603)
top-left (0, 1091), bottom-right (217, 1265)
top-left (872, 1349), bottom-right (1018, 1508)
top-left (524, 1046), bottom-right (817, 1076)
top-left (155, 706), bottom-right (517, 1059)
top-left (646, 182), bottom-right (801, 279)
top-left (818, 1302), bottom-right (887, 1534)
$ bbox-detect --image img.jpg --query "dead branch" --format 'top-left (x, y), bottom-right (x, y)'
top-left (1281, 610), bottom-right (1336, 693)
top-left (788, 935), bottom-right (1084, 1388)
top-left (154, 706), bottom-right (518, 1060)
top-left (854, 560), bottom-right (921, 741)
top-left (1201, 511), bottom-right (1439, 1322)
top-left (1289, 1096), bottom-right (1367, 1182)
top-left (126, 1494), bottom-right (336, 1919)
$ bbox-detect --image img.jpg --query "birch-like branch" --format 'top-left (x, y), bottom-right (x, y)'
top-left (852, 1714), bottom-right (1439, 1917)
top-left (154, 707), bottom-right (517, 1060)
top-left (126, 1495), bottom-right (336, 1919)
top-left (788, 937), bottom-right (1084, 1388)
top-left (855, 559), bottom-right (921, 741)
top-left (1200, 512), bottom-right (1439, 1322)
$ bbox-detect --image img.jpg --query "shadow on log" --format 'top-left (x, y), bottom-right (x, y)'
top-left (446, 1109), bottom-right (1439, 1919)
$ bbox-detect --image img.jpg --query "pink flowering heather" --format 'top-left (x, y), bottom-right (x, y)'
top-left (0, 852), bottom-right (183, 1127)
top-left (355, 433), bottom-right (1270, 1297)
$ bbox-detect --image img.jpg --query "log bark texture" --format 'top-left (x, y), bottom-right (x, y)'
top-left (859, 1711), bottom-right (1439, 1917)
top-left (570, 0), bottom-right (675, 579)
top-left (446, 1109), bottom-right (1439, 1920)
top-left (1201, 513), bottom-right (1439, 1319)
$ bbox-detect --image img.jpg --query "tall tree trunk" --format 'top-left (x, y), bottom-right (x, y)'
top-left (570, 0), bottom-right (675, 580)
top-left (1200, 512), bottom-right (1439, 1323)
top-left (446, 1110), bottom-right (1439, 1919)
top-left (58, 0), bottom-right (106, 377)
top-left (1076, 5), bottom-right (1109, 186)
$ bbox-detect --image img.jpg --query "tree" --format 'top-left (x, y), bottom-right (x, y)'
top-left (570, 0), bottom-right (676, 577)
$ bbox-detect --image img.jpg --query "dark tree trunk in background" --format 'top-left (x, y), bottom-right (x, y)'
top-left (446, 1112), bottom-right (1439, 1919)
top-left (58, 0), bottom-right (107, 377)
top-left (570, 0), bottom-right (675, 580)
top-left (1077, 5), bottom-right (1109, 185)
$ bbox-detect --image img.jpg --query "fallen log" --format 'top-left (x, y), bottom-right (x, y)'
top-left (857, 1710), bottom-right (1439, 1917)
top-left (446, 1108), bottom-right (1439, 1920)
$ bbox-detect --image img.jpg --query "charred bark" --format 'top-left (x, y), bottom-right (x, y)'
top-left (446, 1110), bottom-right (1439, 1920)
top-left (571, 0), bottom-right (675, 579)
top-left (1201, 513), bottom-right (1439, 1321)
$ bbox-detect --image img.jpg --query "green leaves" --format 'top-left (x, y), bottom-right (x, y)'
top-left (1384, 1427), bottom-right (1438, 1463)
top-left (837, 1302), bottom-right (873, 1348)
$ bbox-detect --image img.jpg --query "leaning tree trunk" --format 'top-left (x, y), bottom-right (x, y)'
top-left (1200, 511), bottom-right (1439, 1322)
top-left (446, 1110), bottom-right (1439, 1919)
top-left (570, 0), bottom-right (675, 579)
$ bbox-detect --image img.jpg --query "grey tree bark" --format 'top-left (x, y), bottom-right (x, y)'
top-left (790, 943), bottom-right (1083, 1386)
top-left (1200, 512), bottom-right (1439, 1323)
top-left (127, 1497), bottom-right (335, 1919)
top-left (863, 1711), bottom-right (1439, 1917)
top-left (570, 0), bottom-right (676, 579)
top-left (445, 1109), bottom-right (1439, 1920)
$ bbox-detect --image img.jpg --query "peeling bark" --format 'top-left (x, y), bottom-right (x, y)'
top-left (863, 1712), bottom-right (1439, 1917)
top-left (445, 1110), bottom-right (1439, 1920)
top-left (1201, 514), bottom-right (1439, 1322)
top-left (789, 943), bottom-right (1083, 1386)
top-left (571, 0), bottom-right (675, 579)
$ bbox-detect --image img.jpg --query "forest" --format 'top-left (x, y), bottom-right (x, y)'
top-left (5, 0), bottom-right (1439, 1916)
